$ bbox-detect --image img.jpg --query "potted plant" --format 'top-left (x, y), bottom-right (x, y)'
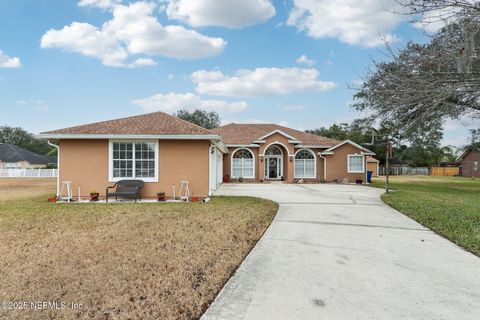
top-left (47, 195), bottom-right (57, 203)
top-left (355, 179), bottom-right (363, 184)
top-left (191, 196), bottom-right (199, 203)
top-left (90, 191), bottom-right (100, 201)
top-left (157, 192), bottom-right (166, 202)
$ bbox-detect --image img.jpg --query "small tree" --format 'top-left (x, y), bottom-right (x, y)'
top-left (0, 126), bottom-right (53, 155)
top-left (174, 109), bottom-right (221, 129)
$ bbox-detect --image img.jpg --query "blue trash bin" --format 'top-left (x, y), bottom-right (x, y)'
top-left (367, 171), bottom-right (373, 183)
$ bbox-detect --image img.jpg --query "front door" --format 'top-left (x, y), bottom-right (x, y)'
top-left (265, 156), bottom-right (282, 179)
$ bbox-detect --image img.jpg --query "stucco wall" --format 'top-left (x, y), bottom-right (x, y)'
top-left (324, 144), bottom-right (367, 183)
top-left (461, 151), bottom-right (480, 178)
top-left (367, 161), bottom-right (379, 177)
top-left (59, 139), bottom-right (210, 199)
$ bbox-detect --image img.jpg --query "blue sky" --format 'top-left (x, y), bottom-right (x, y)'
top-left (0, 0), bottom-right (474, 146)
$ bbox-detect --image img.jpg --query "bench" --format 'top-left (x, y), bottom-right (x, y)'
top-left (106, 180), bottom-right (144, 203)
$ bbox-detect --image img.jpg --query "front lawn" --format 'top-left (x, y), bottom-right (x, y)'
top-left (372, 176), bottom-right (480, 256)
top-left (0, 191), bottom-right (277, 319)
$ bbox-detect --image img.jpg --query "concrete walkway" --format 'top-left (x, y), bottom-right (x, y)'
top-left (202, 183), bottom-right (480, 320)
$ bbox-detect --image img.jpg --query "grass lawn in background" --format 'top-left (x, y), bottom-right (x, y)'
top-left (372, 176), bottom-right (480, 256)
top-left (0, 179), bottom-right (277, 320)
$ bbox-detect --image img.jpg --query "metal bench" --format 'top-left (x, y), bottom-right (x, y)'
top-left (106, 180), bottom-right (144, 203)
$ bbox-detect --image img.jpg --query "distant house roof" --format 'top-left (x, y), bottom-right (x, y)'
top-left (211, 123), bottom-right (340, 147)
top-left (39, 111), bottom-right (219, 139)
top-left (456, 147), bottom-right (480, 162)
top-left (0, 143), bottom-right (56, 164)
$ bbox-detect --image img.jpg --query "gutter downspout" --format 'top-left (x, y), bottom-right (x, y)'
top-left (47, 140), bottom-right (60, 198)
top-left (319, 154), bottom-right (327, 181)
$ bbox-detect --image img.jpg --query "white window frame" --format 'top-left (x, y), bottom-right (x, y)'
top-left (294, 149), bottom-right (316, 178)
top-left (4, 162), bottom-right (20, 169)
top-left (108, 140), bottom-right (159, 183)
top-left (348, 154), bottom-right (365, 173)
top-left (231, 148), bottom-right (255, 179)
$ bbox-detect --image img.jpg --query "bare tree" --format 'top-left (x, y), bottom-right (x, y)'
top-left (354, 1), bottom-right (480, 134)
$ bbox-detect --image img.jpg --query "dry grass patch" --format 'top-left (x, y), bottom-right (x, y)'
top-left (0, 178), bottom-right (56, 201)
top-left (0, 195), bottom-right (277, 320)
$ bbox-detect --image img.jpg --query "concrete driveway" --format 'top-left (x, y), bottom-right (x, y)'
top-left (202, 183), bottom-right (480, 320)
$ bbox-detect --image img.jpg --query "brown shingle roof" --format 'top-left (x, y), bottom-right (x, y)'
top-left (41, 111), bottom-right (215, 136)
top-left (212, 123), bottom-right (340, 146)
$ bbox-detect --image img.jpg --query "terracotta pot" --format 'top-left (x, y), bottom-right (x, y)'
top-left (48, 196), bottom-right (57, 203)
top-left (90, 193), bottom-right (100, 201)
top-left (191, 197), bottom-right (199, 203)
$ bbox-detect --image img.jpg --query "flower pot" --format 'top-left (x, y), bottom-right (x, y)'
top-left (157, 192), bottom-right (166, 202)
top-left (191, 197), bottom-right (199, 203)
top-left (90, 193), bottom-right (100, 201)
top-left (48, 196), bottom-right (57, 203)
top-left (355, 179), bottom-right (363, 184)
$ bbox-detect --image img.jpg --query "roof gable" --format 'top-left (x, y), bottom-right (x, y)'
top-left (254, 129), bottom-right (299, 142)
top-left (39, 111), bottom-right (218, 138)
top-left (322, 140), bottom-right (375, 155)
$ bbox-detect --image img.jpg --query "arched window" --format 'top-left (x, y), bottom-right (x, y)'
top-left (295, 149), bottom-right (316, 178)
top-left (231, 148), bottom-right (254, 178)
top-left (265, 145), bottom-right (283, 156)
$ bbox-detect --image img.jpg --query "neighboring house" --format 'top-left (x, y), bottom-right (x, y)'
top-left (39, 112), bottom-right (375, 200)
top-left (366, 156), bottom-right (380, 177)
top-left (457, 148), bottom-right (480, 178)
top-left (212, 123), bottom-right (374, 184)
top-left (0, 143), bottom-right (56, 169)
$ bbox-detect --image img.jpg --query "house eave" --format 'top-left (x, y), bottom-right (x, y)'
top-left (226, 144), bottom-right (260, 148)
top-left (37, 133), bottom-right (223, 140)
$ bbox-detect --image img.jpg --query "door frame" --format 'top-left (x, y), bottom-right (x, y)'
top-left (264, 155), bottom-right (283, 180)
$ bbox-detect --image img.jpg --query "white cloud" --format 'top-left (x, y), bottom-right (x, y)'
top-left (78, 0), bottom-right (120, 9)
top-left (41, 2), bottom-right (226, 67)
top-left (191, 67), bottom-right (336, 97)
top-left (16, 100), bottom-right (49, 112)
top-left (0, 50), bottom-right (22, 68)
top-left (132, 92), bottom-right (249, 114)
top-left (296, 54), bottom-right (315, 66)
top-left (287, 0), bottom-right (403, 47)
top-left (166, 0), bottom-right (275, 28)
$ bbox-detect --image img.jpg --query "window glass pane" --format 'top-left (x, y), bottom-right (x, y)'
top-left (349, 156), bottom-right (363, 172)
top-left (112, 142), bottom-right (155, 179)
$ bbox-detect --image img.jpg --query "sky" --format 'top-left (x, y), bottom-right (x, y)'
top-left (0, 0), bottom-right (475, 146)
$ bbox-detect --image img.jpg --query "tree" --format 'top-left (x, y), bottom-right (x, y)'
top-left (174, 109), bottom-right (220, 129)
top-left (0, 126), bottom-right (53, 155)
top-left (307, 119), bottom-right (446, 166)
top-left (354, 1), bottom-right (480, 137)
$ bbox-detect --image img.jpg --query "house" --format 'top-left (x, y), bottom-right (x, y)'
top-left (366, 156), bottom-right (380, 177)
top-left (457, 147), bottom-right (480, 178)
top-left (211, 123), bottom-right (374, 183)
top-left (39, 112), bottom-right (375, 200)
top-left (39, 112), bottom-right (227, 199)
top-left (0, 143), bottom-right (56, 169)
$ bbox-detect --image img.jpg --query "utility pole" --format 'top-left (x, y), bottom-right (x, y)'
top-left (385, 140), bottom-right (391, 194)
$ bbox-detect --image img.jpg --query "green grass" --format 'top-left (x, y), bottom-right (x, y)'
top-left (0, 194), bottom-right (277, 320)
top-left (371, 176), bottom-right (480, 256)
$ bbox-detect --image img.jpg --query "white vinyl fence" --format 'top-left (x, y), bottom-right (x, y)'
top-left (0, 168), bottom-right (58, 178)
